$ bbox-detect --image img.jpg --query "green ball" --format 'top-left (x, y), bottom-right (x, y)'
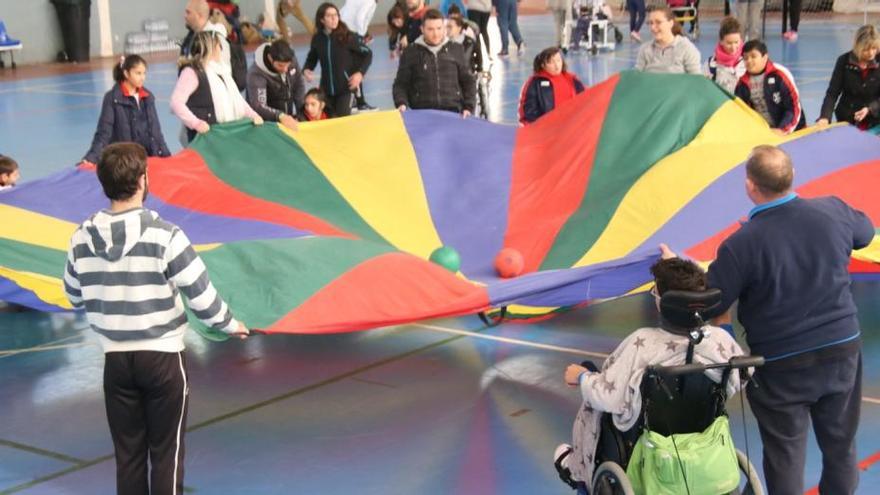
top-left (429, 246), bottom-right (461, 273)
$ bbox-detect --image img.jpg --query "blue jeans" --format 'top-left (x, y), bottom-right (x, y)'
top-left (627, 0), bottom-right (646, 33)
top-left (496, 0), bottom-right (523, 52)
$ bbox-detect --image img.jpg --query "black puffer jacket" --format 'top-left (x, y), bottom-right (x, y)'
top-left (304, 30), bottom-right (372, 97)
top-left (392, 38), bottom-right (476, 113)
top-left (820, 51), bottom-right (880, 128)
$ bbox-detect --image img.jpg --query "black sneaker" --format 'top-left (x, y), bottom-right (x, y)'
top-left (357, 102), bottom-right (378, 112)
top-left (497, 50), bottom-right (509, 57)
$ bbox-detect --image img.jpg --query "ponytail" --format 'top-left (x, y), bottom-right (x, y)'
top-left (671, 21), bottom-right (683, 37)
top-left (113, 54), bottom-right (147, 83)
top-left (178, 31), bottom-right (221, 71)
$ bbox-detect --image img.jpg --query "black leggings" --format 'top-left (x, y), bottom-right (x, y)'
top-left (783, 0), bottom-right (802, 32)
top-left (467, 10), bottom-right (491, 55)
top-left (325, 92), bottom-right (352, 117)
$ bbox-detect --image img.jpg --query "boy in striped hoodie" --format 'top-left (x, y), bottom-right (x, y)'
top-left (63, 142), bottom-right (248, 495)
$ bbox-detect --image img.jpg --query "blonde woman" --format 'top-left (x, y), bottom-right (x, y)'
top-left (171, 30), bottom-right (263, 143)
top-left (817, 25), bottom-right (880, 130)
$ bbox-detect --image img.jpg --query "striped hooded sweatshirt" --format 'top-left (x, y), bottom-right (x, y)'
top-left (63, 208), bottom-right (239, 353)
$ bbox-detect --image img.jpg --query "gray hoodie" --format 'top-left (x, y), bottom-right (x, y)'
top-left (246, 42), bottom-right (306, 121)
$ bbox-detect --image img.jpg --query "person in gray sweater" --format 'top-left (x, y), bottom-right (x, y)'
top-left (635, 6), bottom-right (701, 74)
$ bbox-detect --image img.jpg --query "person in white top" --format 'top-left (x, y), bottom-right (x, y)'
top-left (171, 30), bottom-right (263, 143)
top-left (704, 16), bottom-right (746, 94)
top-left (340, 0), bottom-right (377, 37)
top-left (547, 0), bottom-right (574, 50)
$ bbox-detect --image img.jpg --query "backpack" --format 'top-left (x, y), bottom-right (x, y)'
top-left (626, 415), bottom-right (740, 495)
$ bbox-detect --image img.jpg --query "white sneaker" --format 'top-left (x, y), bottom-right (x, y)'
top-left (554, 443), bottom-right (577, 488)
top-left (554, 443), bottom-right (573, 468)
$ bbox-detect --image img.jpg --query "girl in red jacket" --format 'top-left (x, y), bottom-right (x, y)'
top-left (518, 47), bottom-right (585, 125)
top-left (301, 88), bottom-right (330, 121)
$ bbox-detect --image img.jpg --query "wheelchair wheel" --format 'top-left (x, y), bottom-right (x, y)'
top-left (733, 449), bottom-right (764, 495)
top-left (592, 461), bottom-right (635, 495)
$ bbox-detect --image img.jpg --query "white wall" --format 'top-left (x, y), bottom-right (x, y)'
top-left (1, 0), bottom-right (396, 66)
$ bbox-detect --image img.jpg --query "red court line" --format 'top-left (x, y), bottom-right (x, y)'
top-left (804, 450), bottom-right (880, 495)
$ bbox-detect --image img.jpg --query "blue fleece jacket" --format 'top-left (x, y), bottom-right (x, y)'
top-left (707, 195), bottom-right (874, 361)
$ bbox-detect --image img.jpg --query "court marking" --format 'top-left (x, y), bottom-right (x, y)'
top-left (0, 332), bottom-right (86, 360)
top-left (0, 438), bottom-right (86, 465)
top-left (0, 329), bottom-right (471, 494)
top-left (412, 321), bottom-right (880, 407)
top-left (0, 342), bottom-right (94, 356)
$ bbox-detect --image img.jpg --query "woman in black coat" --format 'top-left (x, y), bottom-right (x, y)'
top-left (818, 25), bottom-right (880, 130)
top-left (82, 55), bottom-right (170, 165)
top-left (303, 2), bottom-right (372, 117)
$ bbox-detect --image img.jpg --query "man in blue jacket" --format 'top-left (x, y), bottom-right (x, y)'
top-left (664, 144), bottom-right (874, 494)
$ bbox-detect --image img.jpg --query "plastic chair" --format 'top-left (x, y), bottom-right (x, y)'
top-left (0, 20), bottom-right (23, 69)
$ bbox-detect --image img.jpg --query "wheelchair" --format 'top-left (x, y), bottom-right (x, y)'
top-left (563, 289), bottom-right (765, 495)
top-left (475, 68), bottom-right (492, 120)
top-left (668, 0), bottom-right (700, 40)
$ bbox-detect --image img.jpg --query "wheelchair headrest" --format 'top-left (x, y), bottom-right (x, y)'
top-left (659, 288), bottom-right (724, 335)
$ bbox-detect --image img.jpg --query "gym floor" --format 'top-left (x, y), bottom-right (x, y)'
top-left (1, 12), bottom-right (878, 495)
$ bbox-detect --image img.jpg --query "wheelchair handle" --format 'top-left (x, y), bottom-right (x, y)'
top-left (649, 355), bottom-right (765, 376)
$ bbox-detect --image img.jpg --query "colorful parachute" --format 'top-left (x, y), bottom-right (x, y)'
top-left (1, 72), bottom-right (879, 335)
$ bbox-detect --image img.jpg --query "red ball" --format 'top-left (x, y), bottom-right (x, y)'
top-left (494, 248), bottom-right (524, 278)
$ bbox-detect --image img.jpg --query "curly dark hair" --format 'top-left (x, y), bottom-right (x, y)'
top-left (650, 258), bottom-right (707, 296)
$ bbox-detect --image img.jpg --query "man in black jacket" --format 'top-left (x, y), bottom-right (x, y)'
top-left (246, 40), bottom-right (305, 130)
top-left (393, 9), bottom-right (476, 116)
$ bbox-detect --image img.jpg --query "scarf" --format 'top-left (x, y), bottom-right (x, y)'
top-left (714, 43), bottom-right (743, 68)
top-left (204, 60), bottom-right (248, 123)
top-left (538, 70), bottom-right (578, 109)
top-left (306, 110), bottom-right (328, 121)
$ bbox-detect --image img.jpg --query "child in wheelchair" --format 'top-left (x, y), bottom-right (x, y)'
top-left (555, 257), bottom-right (749, 493)
top-left (569, 0), bottom-right (624, 53)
